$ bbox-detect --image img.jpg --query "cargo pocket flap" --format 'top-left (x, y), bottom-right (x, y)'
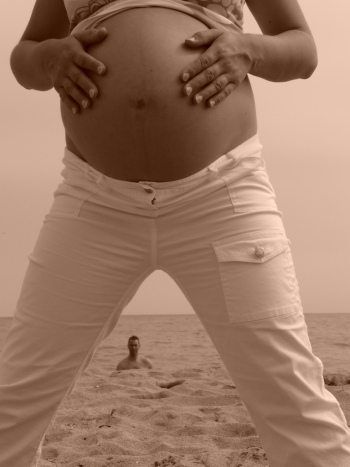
top-left (213, 235), bottom-right (291, 263)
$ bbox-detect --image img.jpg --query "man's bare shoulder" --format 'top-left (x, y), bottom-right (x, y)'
top-left (116, 357), bottom-right (129, 370)
top-left (116, 356), bottom-right (152, 370)
top-left (141, 356), bottom-right (153, 368)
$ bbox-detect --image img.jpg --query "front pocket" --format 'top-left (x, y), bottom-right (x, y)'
top-left (49, 174), bottom-right (102, 219)
top-left (212, 232), bottom-right (302, 324)
top-left (220, 162), bottom-right (278, 214)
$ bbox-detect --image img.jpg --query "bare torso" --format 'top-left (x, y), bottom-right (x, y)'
top-left (117, 356), bottom-right (152, 370)
top-left (61, 8), bottom-right (257, 182)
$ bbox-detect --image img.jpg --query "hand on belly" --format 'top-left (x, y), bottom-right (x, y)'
top-left (61, 8), bottom-right (257, 181)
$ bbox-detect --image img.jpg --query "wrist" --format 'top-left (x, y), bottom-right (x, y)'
top-left (240, 33), bottom-right (264, 77)
top-left (239, 30), bottom-right (318, 82)
top-left (34, 39), bottom-right (60, 90)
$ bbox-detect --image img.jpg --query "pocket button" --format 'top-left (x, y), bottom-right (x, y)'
top-left (254, 246), bottom-right (265, 259)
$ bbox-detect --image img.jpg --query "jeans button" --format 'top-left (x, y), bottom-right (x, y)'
top-left (254, 246), bottom-right (265, 258)
top-left (139, 183), bottom-right (154, 193)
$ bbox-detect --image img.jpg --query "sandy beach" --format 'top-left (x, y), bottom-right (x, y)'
top-left (0, 313), bottom-right (349, 466)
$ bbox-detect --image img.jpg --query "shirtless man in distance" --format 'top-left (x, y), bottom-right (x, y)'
top-left (116, 335), bottom-right (153, 370)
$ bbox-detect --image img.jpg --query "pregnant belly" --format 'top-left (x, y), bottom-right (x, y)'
top-left (61, 7), bottom-right (257, 181)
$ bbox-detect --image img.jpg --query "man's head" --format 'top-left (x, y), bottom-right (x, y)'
top-left (128, 335), bottom-right (140, 356)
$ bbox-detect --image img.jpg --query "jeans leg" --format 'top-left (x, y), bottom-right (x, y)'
top-left (162, 245), bottom-right (350, 466)
top-left (157, 140), bottom-right (350, 466)
top-left (0, 209), bottom-right (153, 467)
top-left (200, 312), bottom-right (350, 467)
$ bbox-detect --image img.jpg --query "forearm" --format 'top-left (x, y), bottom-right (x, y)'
top-left (10, 39), bottom-right (57, 91)
top-left (244, 29), bottom-right (318, 82)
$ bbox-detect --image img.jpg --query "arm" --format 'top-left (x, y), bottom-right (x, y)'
top-left (116, 360), bottom-right (125, 370)
top-left (179, 0), bottom-right (318, 107)
top-left (9, 0), bottom-right (108, 113)
top-left (245, 0), bottom-right (318, 81)
top-left (143, 357), bottom-right (153, 369)
top-left (10, 0), bottom-right (70, 90)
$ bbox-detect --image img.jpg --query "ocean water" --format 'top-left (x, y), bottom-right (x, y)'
top-left (302, 313), bottom-right (350, 374)
top-left (0, 312), bottom-right (349, 377)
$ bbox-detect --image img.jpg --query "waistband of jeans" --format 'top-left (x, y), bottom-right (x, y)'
top-left (62, 133), bottom-right (262, 190)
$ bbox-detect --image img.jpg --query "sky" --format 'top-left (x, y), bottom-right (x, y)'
top-left (1, 1), bottom-right (349, 317)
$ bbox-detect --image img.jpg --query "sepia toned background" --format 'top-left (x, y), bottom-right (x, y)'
top-left (1, 1), bottom-right (349, 317)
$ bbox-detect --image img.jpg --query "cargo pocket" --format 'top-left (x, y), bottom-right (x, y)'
top-left (212, 232), bottom-right (302, 324)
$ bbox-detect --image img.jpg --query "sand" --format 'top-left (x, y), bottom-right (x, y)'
top-left (0, 314), bottom-right (349, 466)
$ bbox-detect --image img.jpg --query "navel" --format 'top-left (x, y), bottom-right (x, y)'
top-left (135, 98), bottom-right (147, 109)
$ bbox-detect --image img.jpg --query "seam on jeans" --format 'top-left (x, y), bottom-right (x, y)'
top-left (159, 255), bottom-right (243, 327)
top-left (151, 219), bottom-right (158, 267)
top-left (215, 174), bottom-right (238, 213)
top-left (236, 302), bottom-right (302, 324)
top-left (207, 170), bottom-right (237, 214)
top-left (213, 250), bottom-right (232, 322)
top-left (75, 182), bottom-right (105, 218)
top-left (159, 265), bottom-right (202, 319)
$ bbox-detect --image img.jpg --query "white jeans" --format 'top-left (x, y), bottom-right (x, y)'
top-left (1, 134), bottom-right (349, 466)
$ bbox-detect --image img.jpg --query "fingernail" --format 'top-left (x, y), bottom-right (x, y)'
top-left (195, 95), bottom-right (203, 104)
top-left (182, 72), bottom-right (190, 82)
top-left (185, 86), bottom-right (192, 96)
top-left (98, 65), bottom-right (105, 74)
top-left (82, 100), bottom-right (89, 109)
top-left (209, 99), bottom-right (216, 107)
top-left (89, 89), bottom-right (96, 98)
top-left (72, 107), bottom-right (77, 114)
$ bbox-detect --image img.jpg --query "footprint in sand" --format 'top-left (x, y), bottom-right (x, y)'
top-left (238, 447), bottom-right (268, 463)
top-left (132, 390), bottom-right (171, 399)
top-left (172, 368), bottom-right (204, 378)
top-left (156, 379), bottom-right (186, 389)
top-left (154, 454), bottom-right (180, 466)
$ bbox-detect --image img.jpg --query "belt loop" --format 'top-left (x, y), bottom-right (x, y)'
top-left (208, 166), bottom-right (218, 174)
top-left (85, 166), bottom-right (104, 185)
top-left (96, 172), bottom-right (104, 185)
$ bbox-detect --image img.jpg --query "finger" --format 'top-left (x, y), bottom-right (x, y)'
top-left (181, 51), bottom-right (217, 84)
top-left (56, 86), bottom-right (80, 115)
top-left (184, 29), bottom-right (222, 46)
top-left (61, 76), bottom-right (91, 111)
top-left (67, 64), bottom-right (99, 99)
top-left (181, 30), bottom-right (223, 82)
top-left (192, 73), bottom-right (230, 104)
top-left (73, 51), bottom-right (106, 75)
top-left (207, 82), bottom-right (238, 108)
top-left (73, 27), bottom-right (108, 47)
top-left (183, 64), bottom-right (219, 97)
